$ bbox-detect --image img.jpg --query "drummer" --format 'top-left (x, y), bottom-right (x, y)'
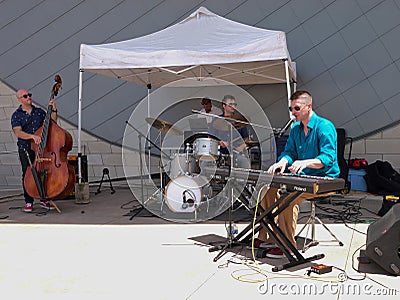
top-left (200, 97), bottom-right (222, 125)
top-left (209, 95), bottom-right (250, 169)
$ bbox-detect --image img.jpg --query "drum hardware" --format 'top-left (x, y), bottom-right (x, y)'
top-left (126, 121), bottom-right (172, 214)
top-left (145, 117), bottom-right (183, 182)
top-left (169, 152), bottom-right (198, 179)
top-left (185, 143), bottom-right (193, 175)
top-left (217, 154), bottom-right (232, 168)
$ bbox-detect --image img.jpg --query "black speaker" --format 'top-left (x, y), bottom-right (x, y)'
top-left (366, 204), bottom-right (400, 275)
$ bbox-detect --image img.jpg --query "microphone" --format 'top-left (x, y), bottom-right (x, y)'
top-left (182, 190), bottom-right (188, 209)
top-left (182, 190), bottom-right (195, 209)
top-left (278, 117), bottom-right (295, 138)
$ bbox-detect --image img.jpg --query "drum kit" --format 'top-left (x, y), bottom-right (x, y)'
top-left (145, 113), bottom-right (260, 216)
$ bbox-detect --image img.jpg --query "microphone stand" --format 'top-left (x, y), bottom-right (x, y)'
top-left (192, 109), bottom-right (272, 130)
top-left (277, 117), bottom-right (295, 138)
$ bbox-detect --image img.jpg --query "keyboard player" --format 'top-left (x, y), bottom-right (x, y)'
top-left (257, 90), bottom-right (340, 258)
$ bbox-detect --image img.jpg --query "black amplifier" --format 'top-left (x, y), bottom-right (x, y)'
top-left (67, 155), bottom-right (88, 183)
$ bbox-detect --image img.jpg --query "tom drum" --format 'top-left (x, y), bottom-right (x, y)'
top-left (193, 138), bottom-right (219, 160)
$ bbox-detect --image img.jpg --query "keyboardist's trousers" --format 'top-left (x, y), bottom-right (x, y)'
top-left (258, 187), bottom-right (333, 248)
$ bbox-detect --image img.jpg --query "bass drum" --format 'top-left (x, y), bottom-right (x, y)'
top-left (164, 176), bottom-right (210, 213)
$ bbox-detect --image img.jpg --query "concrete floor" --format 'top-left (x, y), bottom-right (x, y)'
top-left (0, 185), bottom-right (398, 299)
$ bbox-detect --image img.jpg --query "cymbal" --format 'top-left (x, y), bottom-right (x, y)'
top-left (212, 114), bottom-right (250, 131)
top-left (245, 140), bottom-right (259, 146)
top-left (145, 117), bottom-right (183, 135)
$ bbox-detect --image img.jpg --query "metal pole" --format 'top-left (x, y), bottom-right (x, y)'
top-left (78, 70), bottom-right (83, 183)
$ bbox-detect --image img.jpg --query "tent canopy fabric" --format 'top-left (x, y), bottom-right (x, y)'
top-left (80, 7), bottom-right (296, 87)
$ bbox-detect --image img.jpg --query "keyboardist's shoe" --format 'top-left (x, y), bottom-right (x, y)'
top-left (265, 247), bottom-right (284, 259)
top-left (252, 238), bottom-right (275, 249)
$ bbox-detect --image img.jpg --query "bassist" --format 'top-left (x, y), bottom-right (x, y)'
top-left (11, 89), bottom-right (57, 212)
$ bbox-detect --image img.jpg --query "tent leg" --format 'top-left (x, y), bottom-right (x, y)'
top-left (78, 70), bottom-right (84, 183)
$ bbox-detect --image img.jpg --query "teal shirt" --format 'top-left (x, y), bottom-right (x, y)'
top-left (279, 112), bottom-right (340, 178)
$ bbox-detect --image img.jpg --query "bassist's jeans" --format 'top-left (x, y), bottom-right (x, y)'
top-left (18, 149), bottom-right (35, 204)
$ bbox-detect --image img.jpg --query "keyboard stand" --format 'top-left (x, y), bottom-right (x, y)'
top-left (209, 186), bottom-right (324, 271)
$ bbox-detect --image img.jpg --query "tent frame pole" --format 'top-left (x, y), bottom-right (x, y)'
top-left (284, 60), bottom-right (292, 107)
top-left (78, 69), bottom-right (83, 183)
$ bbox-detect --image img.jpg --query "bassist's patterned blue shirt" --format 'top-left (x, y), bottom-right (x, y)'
top-left (11, 105), bottom-right (46, 150)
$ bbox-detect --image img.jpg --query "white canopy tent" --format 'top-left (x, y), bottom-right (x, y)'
top-left (78, 7), bottom-right (296, 181)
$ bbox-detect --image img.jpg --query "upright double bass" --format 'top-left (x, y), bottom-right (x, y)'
top-left (24, 75), bottom-right (75, 204)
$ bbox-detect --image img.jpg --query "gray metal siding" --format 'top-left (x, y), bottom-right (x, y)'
top-left (1, 0), bottom-right (399, 145)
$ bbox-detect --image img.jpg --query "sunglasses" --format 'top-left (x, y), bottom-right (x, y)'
top-left (288, 105), bottom-right (303, 112)
top-left (226, 102), bottom-right (237, 107)
top-left (19, 93), bottom-right (32, 99)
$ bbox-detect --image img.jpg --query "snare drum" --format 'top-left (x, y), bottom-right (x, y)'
top-left (193, 137), bottom-right (219, 160)
top-left (164, 176), bottom-right (209, 213)
top-left (169, 153), bottom-right (198, 179)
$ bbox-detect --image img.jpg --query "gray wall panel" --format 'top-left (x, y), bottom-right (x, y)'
top-left (302, 10), bottom-right (338, 46)
top-left (343, 117), bottom-right (363, 138)
top-left (303, 71), bottom-right (340, 106)
top-left (256, 2), bottom-right (298, 32)
top-left (0, 1), bottom-right (82, 55)
top-left (295, 48), bottom-right (326, 83)
top-left (329, 56), bottom-right (365, 92)
top-left (315, 33), bottom-right (351, 69)
top-left (356, 0), bottom-right (386, 13)
top-left (226, 0), bottom-right (286, 24)
top-left (365, 0), bottom-right (400, 35)
top-left (321, 0), bottom-right (336, 6)
top-left (286, 25), bottom-right (313, 61)
top-left (383, 93), bottom-right (400, 121)
top-left (1, 0), bottom-right (400, 145)
top-left (380, 25), bottom-right (400, 61)
top-left (358, 105), bottom-right (392, 133)
top-left (339, 16), bottom-right (377, 53)
top-left (289, 0), bottom-right (325, 23)
top-left (0, 1), bottom-right (43, 28)
top-left (342, 80), bottom-right (379, 116)
top-left (317, 95), bottom-right (354, 127)
top-left (354, 40), bottom-right (392, 77)
top-left (369, 63), bottom-right (400, 101)
top-left (325, 0), bottom-right (363, 29)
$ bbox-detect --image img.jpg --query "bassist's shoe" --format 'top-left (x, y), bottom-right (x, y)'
top-left (23, 203), bottom-right (33, 213)
top-left (40, 201), bottom-right (55, 210)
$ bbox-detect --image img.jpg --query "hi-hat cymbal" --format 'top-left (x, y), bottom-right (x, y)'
top-left (212, 114), bottom-right (250, 131)
top-left (245, 140), bottom-right (259, 146)
top-left (145, 117), bottom-right (183, 135)
top-left (245, 141), bottom-right (260, 146)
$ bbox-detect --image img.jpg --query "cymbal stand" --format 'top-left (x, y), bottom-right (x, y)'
top-left (125, 121), bottom-right (171, 207)
top-left (208, 126), bottom-right (243, 261)
top-left (138, 132), bottom-right (144, 202)
top-left (208, 178), bottom-right (243, 261)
